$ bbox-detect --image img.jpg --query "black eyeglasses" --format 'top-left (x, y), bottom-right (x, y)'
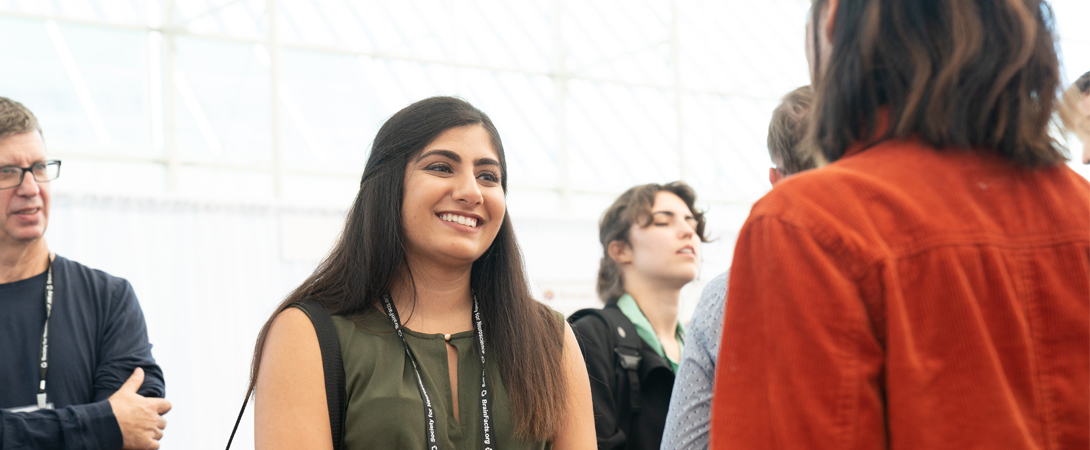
top-left (0, 160), bottom-right (62, 190)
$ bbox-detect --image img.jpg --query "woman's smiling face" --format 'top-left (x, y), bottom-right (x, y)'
top-left (400, 124), bottom-right (506, 268)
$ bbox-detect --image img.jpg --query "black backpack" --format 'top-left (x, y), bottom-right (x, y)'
top-left (568, 306), bottom-right (643, 425)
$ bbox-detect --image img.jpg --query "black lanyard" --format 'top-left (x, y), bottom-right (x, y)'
top-left (37, 259), bottom-right (54, 409)
top-left (381, 295), bottom-right (496, 450)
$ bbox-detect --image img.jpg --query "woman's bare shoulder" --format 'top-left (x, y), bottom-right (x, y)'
top-left (255, 307), bottom-right (332, 450)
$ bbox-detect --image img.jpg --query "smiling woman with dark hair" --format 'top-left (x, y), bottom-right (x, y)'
top-left (244, 96), bottom-right (595, 450)
top-left (711, 1), bottom-right (1089, 449)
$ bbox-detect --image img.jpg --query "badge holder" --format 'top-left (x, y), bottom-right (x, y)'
top-left (2, 393), bottom-right (55, 413)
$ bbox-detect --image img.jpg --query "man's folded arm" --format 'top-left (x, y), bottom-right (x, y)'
top-left (1, 400), bottom-right (123, 450)
top-left (92, 280), bottom-right (164, 401)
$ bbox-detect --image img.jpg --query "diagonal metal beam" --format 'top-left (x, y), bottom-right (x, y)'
top-left (44, 19), bottom-right (112, 146)
top-left (173, 70), bottom-right (224, 154)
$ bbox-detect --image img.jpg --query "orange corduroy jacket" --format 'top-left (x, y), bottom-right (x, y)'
top-left (711, 138), bottom-right (1090, 449)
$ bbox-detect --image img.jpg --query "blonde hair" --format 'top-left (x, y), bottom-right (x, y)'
top-left (0, 97), bottom-right (42, 141)
top-left (768, 86), bottom-right (818, 174)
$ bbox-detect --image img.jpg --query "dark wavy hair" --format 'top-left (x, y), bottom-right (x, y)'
top-left (807, 0), bottom-right (1066, 167)
top-left (596, 181), bottom-right (708, 303)
top-left (247, 96), bottom-right (567, 440)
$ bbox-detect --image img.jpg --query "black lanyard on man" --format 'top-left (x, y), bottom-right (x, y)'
top-left (37, 257), bottom-right (54, 410)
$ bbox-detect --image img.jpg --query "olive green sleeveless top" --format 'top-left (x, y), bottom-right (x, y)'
top-left (331, 309), bottom-right (563, 450)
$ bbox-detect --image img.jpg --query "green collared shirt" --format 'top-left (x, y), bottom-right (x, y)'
top-left (616, 293), bottom-right (685, 372)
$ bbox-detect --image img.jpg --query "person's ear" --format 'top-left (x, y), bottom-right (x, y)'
top-left (823, 0), bottom-right (840, 44)
top-left (607, 240), bottom-right (633, 265)
top-left (769, 167), bottom-right (785, 186)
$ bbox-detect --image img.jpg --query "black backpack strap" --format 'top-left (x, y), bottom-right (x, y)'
top-left (568, 307), bottom-right (643, 414)
top-left (225, 301), bottom-right (346, 450)
top-left (595, 306), bottom-right (643, 414)
top-left (294, 300), bottom-right (347, 450)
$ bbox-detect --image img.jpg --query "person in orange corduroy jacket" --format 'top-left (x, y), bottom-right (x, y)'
top-left (710, 0), bottom-right (1090, 449)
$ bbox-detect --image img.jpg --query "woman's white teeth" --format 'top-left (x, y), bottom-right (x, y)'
top-left (679, 248), bottom-right (693, 254)
top-left (441, 213), bottom-right (477, 227)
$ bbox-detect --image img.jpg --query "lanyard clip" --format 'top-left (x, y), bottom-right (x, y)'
top-left (37, 393), bottom-right (47, 409)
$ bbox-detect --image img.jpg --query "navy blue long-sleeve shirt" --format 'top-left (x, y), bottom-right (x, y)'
top-left (0, 255), bottom-right (164, 449)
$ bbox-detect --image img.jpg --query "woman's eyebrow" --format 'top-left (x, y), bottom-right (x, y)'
top-left (415, 151), bottom-right (500, 168)
top-left (415, 149), bottom-right (460, 163)
top-left (475, 157), bottom-right (500, 167)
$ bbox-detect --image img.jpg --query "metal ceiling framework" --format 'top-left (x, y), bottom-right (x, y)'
top-left (0, 0), bottom-right (814, 210)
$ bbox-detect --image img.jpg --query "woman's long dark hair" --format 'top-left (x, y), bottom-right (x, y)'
top-left (807, 0), bottom-right (1066, 167)
top-left (247, 96), bottom-right (567, 440)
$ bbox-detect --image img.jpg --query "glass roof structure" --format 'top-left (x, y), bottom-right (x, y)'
top-left (0, 0), bottom-right (818, 208)
top-left (4, 0), bottom-right (1084, 206)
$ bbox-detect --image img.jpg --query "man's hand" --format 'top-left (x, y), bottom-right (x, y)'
top-left (108, 368), bottom-right (172, 450)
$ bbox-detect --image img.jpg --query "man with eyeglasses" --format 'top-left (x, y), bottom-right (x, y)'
top-left (0, 97), bottom-right (170, 450)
